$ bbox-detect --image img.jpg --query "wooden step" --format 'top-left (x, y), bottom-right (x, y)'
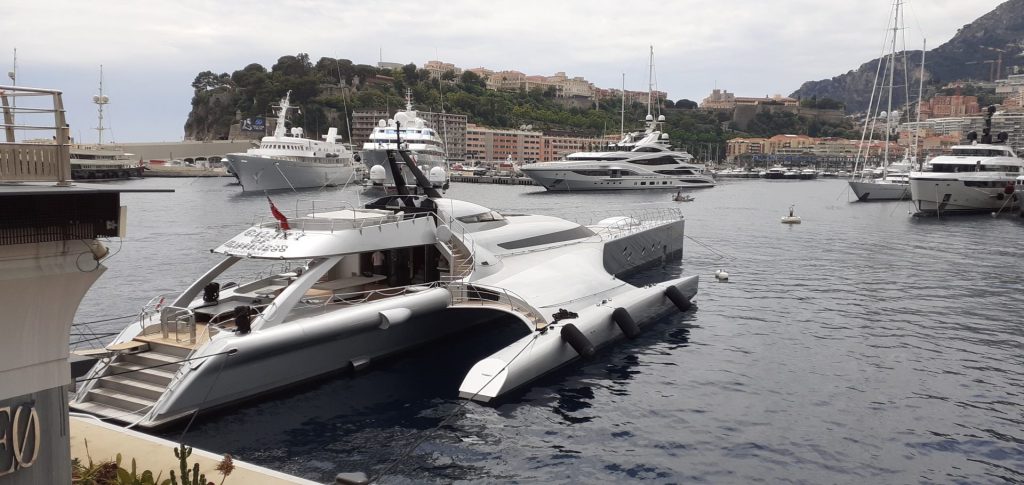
top-left (108, 361), bottom-right (176, 386)
top-left (87, 387), bottom-right (156, 412)
top-left (97, 375), bottom-right (168, 401)
top-left (121, 350), bottom-right (185, 368)
top-left (70, 400), bottom-right (148, 422)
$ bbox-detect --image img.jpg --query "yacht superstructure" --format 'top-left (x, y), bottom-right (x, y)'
top-left (70, 149), bottom-right (699, 429)
top-left (362, 94), bottom-right (448, 189)
top-left (225, 91), bottom-right (356, 191)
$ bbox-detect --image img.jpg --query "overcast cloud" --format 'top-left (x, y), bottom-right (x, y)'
top-left (1, 0), bottom-right (1006, 142)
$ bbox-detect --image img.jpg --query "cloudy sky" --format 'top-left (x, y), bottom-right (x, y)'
top-left (2, 0), bottom-right (1006, 142)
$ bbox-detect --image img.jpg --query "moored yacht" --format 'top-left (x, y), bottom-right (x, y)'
top-left (70, 149), bottom-right (699, 428)
top-left (70, 144), bottom-right (144, 180)
top-left (520, 114), bottom-right (715, 191)
top-left (362, 93), bottom-right (448, 189)
top-left (225, 91), bottom-right (356, 192)
top-left (909, 131), bottom-right (1023, 214)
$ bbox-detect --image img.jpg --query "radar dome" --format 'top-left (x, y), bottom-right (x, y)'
top-left (378, 119), bottom-right (386, 127)
top-left (645, 114), bottom-right (654, 121)
top-left (429, 166), bottom-right (446, 184)
top-left (369, 165), bottom-right (386, 183)
top-left (657, 114), bottom-right (665, 122)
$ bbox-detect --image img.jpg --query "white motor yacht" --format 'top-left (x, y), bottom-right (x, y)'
top-left (362, 93), bottom-right (448, 189)
top-left (71, 150), bottom-right (699, 428)
top-left (521, 115), bottom-right (714, 191)
top-left (225, 91), bottom-right (356, 192)
top-left (909, 136), bottom-right (1023, 214)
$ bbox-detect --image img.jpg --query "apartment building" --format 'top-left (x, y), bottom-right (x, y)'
top-left (465, 124), bottom-right (543, 162)
top-left (919, 95), bottom-right (981, 120)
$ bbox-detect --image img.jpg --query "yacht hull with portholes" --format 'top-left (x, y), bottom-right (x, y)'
top-left (522, 167), bottom-right (715, 190)
top-left (225, 153), bottom-right (355, 192)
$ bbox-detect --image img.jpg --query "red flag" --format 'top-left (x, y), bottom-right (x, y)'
top-left (267, 197), bottom-right (290, 230)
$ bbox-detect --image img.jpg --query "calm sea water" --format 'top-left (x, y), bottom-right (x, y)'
top-left (74, 177), bottom-right (1024, 484)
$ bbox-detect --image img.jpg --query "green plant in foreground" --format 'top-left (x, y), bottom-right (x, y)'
top-left (168, 443), bottom-right (208, 485)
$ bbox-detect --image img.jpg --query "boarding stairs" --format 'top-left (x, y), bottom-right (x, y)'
top-left (72, 340), bottom-right (190, 424)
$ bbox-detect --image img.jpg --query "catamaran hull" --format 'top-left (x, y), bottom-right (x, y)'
top-left (73, 288), bottom-right (471, 428)
top-left (225, 154), bottom-right (354, 192)
top-left (458, 275), bottom-right (699, 402)
top-left (848, 180), bottom-right (910, 201)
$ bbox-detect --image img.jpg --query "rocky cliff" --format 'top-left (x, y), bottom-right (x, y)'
top-left (791, 0), bottom-right (1024, 112)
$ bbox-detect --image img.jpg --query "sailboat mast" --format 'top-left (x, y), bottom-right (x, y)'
top-left (620, 73), bottom-right (625, 138)
top-left (883, 0), bottom-right (900, 168)
top-left (646, 45), bottom-right (654, 118)
top-left (913, 39), bottom-right (926, 166)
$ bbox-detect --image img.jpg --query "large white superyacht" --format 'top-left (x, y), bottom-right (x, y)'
top-left (362, 94), bottom-right (448, 189)
top-left (520, 114), bottom-right (715, 191)
top-left (909, 108), bottom-right (1023, 214)
top-left (225, 91), bottom-right (356, 192)
top-left (70, 148), bottom-right (699, 429)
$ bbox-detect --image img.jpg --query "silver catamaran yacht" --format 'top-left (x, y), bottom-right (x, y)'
top-left (71, 149), bottom-right (699, 429)
top-left (909, 107), bottom-right (1023, 214)
top-left (225, 91), bottom-right (356, 192)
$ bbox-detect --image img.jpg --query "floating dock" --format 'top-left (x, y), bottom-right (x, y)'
top-left (450, 175), bottom-right (535, 185)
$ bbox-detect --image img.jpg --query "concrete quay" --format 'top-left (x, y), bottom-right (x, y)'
top-left (450, 174), bottom-right (535, 185)
top-left (144, 166), bottom-right (234, 177)
top-left (70, 415), bottom-right (319, 484)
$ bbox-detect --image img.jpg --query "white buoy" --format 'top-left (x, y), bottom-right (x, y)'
top-left (781, 204), bottom-right (801, 224)
top-left (714, 269), bottom-right (729, 282)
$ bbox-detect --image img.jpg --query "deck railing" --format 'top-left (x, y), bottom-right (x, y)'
top-left (0, 85), bottom-right (72, 184)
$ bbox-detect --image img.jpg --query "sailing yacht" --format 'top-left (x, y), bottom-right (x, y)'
top-left (909, 108), bottom-right (1023, 214)
top-left (849, 0), bottom-right (920, 201)
top-left (225, 91), bottom-right (356, 192)
top-left (361, 93), bottom-right (448, 189)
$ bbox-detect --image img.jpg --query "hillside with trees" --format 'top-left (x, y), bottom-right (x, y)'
top-left (184, 54), bottom-right (730, 156)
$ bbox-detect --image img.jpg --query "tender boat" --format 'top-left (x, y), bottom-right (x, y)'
top-left (71, 149), bottom-right (699, 428)
top-left (909, 108), bottom-right (1023, 214)
top-left (362, 92), bottom-right (448, 190)
top-left (225, 91), bottom-right (356, 192)
top-left (672, 193), bottom-right (694, 202)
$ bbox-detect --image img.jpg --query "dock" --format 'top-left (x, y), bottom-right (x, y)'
top-left (450, 174), bottom-right (535, 185)
top-left (70, 415), bottom-right (318, 484)
top-left (144, 166), bottom-right (234, 178)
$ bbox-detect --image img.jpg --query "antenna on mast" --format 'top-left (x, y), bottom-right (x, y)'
top-left (92, 65), bottom-right (110, 145)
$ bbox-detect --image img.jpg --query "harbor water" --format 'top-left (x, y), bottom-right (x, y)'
top-left (73, 177), bottom-right (1024, 483)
